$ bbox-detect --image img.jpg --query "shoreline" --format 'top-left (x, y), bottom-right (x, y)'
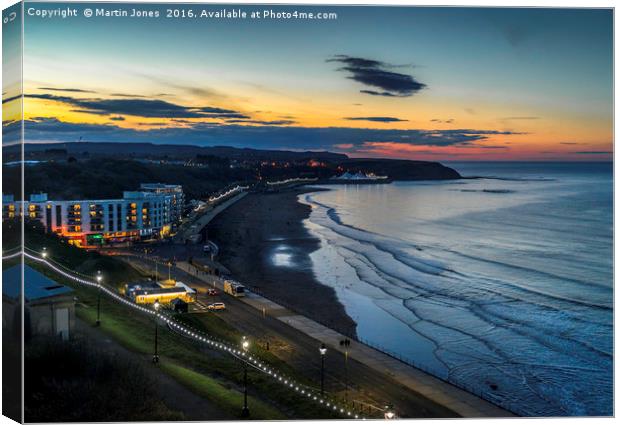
top-left (207, 187), bottom-right (358, 338)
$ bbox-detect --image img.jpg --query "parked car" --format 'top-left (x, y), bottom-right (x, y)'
top-left (207, 288), bottom-right (219, 296)
top-left (207, 302), bottom-right (226, 311)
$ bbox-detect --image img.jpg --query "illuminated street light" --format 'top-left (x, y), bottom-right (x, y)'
top-left (319, 343), bottom-right (327, 396)
top-left (384, 405), bottom-right (396, 420)
top-left (241, 336), bottom-right (250, 417)
top-left (41, 247), bottom-right (47, 259)
top-left (95, 270), bottom-right (103, 326)
top-left (153, 301), bottom-right (160, 363)
top-left (14, 249), bottom-right (357, 418)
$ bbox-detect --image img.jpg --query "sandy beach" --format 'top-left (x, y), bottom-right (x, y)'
top-left (207, 188), bottom-right (357, 337)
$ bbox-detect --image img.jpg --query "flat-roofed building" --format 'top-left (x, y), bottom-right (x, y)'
top-left (140, 183), bottom-right (185, 220)
top-left (1, 184), bottom-right (184, 248)
top-left (126, 280), bottom-right (197, 305)
top-left (3, 265), bottom-right (75, 341)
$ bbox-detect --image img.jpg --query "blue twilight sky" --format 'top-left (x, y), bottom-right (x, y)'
top-left (2, 3), bottom-right (613, 160)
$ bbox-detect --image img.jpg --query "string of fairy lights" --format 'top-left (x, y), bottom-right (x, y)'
top-left (265, 177), bottom-right (319, 186)
top-left (207, 185), bottom-right (249, 203)
top-left (3, 247), bottom-right (368, 420)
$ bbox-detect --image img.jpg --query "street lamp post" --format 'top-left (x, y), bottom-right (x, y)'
top-left (384, 404), bottom-right (396, 420)
top-left (41, 247), bottom-right (47, 259)
top-left (241, 336), bottom-right (250, 417)
top-left (344, 349), bottom-right (349, 404)
top-left (319, 343), bottom-right (327, 396)
top-left (95, 270), bottom-right (102, 326)
top-left (153, 301), bottom-right (160, 363)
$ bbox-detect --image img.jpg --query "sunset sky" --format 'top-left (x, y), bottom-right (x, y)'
top-left (3, 3), bottom-right (613, 161)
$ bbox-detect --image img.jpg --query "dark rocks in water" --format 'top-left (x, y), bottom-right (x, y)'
top-left (457, 189), bottom-right (515, 194)
top-left (482, 189), bottom-right (514, 194)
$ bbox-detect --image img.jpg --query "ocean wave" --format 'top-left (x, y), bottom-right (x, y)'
top-left (301, 190), bottom-right (612, 416)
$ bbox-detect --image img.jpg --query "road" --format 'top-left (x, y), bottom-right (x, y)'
top-left (174, 192), bottom-right (248, 244)
top-left (118, 254), bottom-right (507, 418)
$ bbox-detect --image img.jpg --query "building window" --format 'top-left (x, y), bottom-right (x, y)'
top-left (108, 204), bottom-right (114, 231)
top-left (55, 205), bottom-right (62, 227)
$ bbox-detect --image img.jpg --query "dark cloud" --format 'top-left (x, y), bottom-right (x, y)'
top-left (574, 151), bottom-right (612, 154)
top-left (109, 116), bottom-right (125, 121)
top-left (38, 87), bottom-right (96, 93)
top-left (195, 106), bottom-right (238, 114)
top-left (109, 93), bottom-right (148, 98)
top-left (225, 119), bottom-right (296, 126)
top-left (20, 117), bottom-right (522, 153)
top-left (560, 142), bottom-right (583, 145)
top-left (359, 90), bottom-right (402, 97)
top-left (328, 55), bottom-right (426, 97)
top-left (2, 94), bottom-right (21, 104)
top-left (344, 117), bottom-right (408, 123)
top-left (430, 118), bottom-right (455, 124)
top-left (22, 117), bottom-right (119, 134)
top-left (71, 109), bottom-right (110, 115)
top-left (24, 93), bottom-right (247, 119)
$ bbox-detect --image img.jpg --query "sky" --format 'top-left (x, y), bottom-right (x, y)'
top-left (3, 3), bottom-right (614, 161)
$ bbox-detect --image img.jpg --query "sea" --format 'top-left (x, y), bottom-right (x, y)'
top-left (298, 162), bottom-right (613, 417)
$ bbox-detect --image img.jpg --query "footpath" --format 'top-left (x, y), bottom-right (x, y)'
top-left (175, 261), bottom-right (513, 418)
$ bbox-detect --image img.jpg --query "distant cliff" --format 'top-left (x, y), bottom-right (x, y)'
top-left (5, 144), bottom-right (461, 201)
top-left (342, 158), bottom-right (461, 180)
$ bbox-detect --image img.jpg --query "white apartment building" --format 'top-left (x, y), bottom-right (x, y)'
top-left (2, 184), bottom-right (184, 248)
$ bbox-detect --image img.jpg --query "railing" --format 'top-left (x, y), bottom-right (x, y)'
top-left (9, 247), bottom-right (367, 420)
top-left (245, 285), bottom-right (518, 416)
top-left (108, 250), bottom-right (518, 415)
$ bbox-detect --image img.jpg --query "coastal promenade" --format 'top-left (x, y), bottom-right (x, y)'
top-left (175, 261), bottom-right (513, 418)
top-left (174, 192), bottom-right (248, 243)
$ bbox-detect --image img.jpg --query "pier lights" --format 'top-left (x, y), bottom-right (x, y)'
top-left (241, 336), bottom-right (251, 417)
top-left (384, 405), bottom-right (396, 420)
top-left (41, 247), bottom-right (47, 259)
top-left (95, 270), bottom-right (103, 326)
top-left (152, 301), bottom-right (160, 363)
top-left (319, 343), bottom-right (327, 396)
